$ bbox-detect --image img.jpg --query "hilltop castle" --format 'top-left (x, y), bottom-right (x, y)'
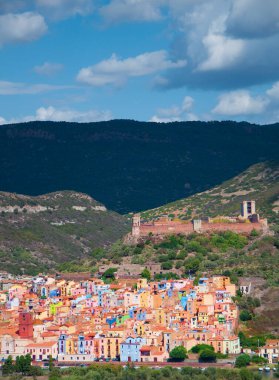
top-left (128, 201), bottom-right (268, 243)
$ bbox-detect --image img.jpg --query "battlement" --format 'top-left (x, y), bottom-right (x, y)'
top-left (130, 201), bottom-right (268, 242)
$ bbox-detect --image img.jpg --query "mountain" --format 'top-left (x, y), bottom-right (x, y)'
top-left (0, 120), bottom-right (279, 213)
top-left (140, 162), bottom-right (279, 225)
top-left (0, 191), bottom-right (129, 275)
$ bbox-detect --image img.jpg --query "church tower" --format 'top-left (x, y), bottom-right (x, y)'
top-left (19, 312), bottom-right (33, 339)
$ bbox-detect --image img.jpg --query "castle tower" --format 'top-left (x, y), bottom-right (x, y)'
top-left (241, 201), bottom-right (256, 219)
top-left (193, 219), bottom-right (202, 233)
top-left (132, 214), bottom-right (141, 237)
top-left (19, 311), bottom-right (33, 339)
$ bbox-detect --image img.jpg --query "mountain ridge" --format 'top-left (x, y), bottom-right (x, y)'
top-left (1, 120), bottom-right (278, 213)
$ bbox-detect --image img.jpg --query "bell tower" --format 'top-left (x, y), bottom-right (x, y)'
top-left (19, 311), bottom-right (33, 339)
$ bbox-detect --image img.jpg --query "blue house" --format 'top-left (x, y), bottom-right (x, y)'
top-left (120, 336), bottom-right (146, 362)
top-left (58, 334), bottom-right (67, 354)
top-left (78, 334), bottom-right (85, 354)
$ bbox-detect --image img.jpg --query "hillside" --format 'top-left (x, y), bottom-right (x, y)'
top-left (0, 191), bottom-right (129, 275)
top-left (0, 120), bottom-right (279, 213)
top-left (140, 162), bottom-right (279, 225)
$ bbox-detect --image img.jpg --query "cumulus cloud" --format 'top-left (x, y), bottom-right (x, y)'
top-left (34, 62), bottom-right (64, 76)
top-left (212, 90), bottom-right (268, 116)
top-left (198, 33), bottom-right (244, 71)
top-left (77, 51), bottom-right (187, 87)
top-left (0, 12), bottom-right (47, 46)
top-left (266, 81), bottom-right (279, 99)
top-left (226, 0), bottom-right (279, 39)
top-left (0, 106), bottom-right (112, 124)
top-left (0, 81), bottom-right (70, 95)
top-left (150, 96), bottom-right (198, 123)
top-left (35, 0), bottom-right (94, 20)
top-left (146, 0), bottom-right (279, 91)
top-left (100, 0), bottom-right (165, 24)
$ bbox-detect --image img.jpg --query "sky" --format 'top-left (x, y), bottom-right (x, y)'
top-left (1, 0), bottom-right (279, 125)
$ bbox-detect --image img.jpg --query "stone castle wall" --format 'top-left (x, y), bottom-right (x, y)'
top-left (131, 219), bottom-right (267, 240)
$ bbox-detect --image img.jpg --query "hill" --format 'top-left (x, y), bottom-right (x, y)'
top-left (140, 162), bottom-right (279, 225)
top-left (0, 191), bottom-right (129, 275)
top-left (0, 120), bottom-right (279, 213)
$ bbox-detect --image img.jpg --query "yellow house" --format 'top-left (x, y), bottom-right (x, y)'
top-left (135, 321), bottom-right (146, 337)
top-left (155, 308), bottom-right (167, 325)
top-left (137, 278), bottom-right (148, 290)
top-left (139, 291), bottom-right (151, 308)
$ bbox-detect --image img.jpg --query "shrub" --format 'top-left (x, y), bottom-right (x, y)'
top-left (169, 346), bottom-right (187, 362)
top-left (191, 344), bottom-right (214, 353)
top-left (161, 261), bottom-right (173, 270)
top-left (199, 349), bottom-right (217, 363)
top-left (235, 354), bottom-right (251, 368)
top-left (240, 310), bottom-right (253, 321)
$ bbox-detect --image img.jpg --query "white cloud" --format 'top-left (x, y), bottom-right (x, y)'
top-left (212, 90), bottom-right (268, 116)
top-left (100, 0), bottom-right (165, 24)
top-left (0, 106), bottom-right (112, 124)
top-left (77, 51), bottom-right (187, 87)
top-left (226, 0), bottom-right (279, 39)
top-left (0, 12), bottom-right (47, 46)
top-left (34, 62), bottom-right (64, 76)
top-left (198, 33), bottom-right (244, 71)
top-left (35, 0), bottom-right (94, 19)
top-left (150, 96), bottom-right (198, 123)
top-left (0, 116), bottom-right (7, 125)
top-left (0, 81), bottom-right (70, 95)
top-left (266, 82), bottom-right (279, 99)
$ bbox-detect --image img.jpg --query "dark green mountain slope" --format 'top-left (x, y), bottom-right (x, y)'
top-left (0, 120), bottom-right (278, 213)
top-left (140, 162), bottom-right (279, 224)
top-left (0, 191), bottom-right (129, 275)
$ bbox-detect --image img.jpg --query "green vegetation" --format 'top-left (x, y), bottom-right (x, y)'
top-left (2, 354), bottom-right (43, 376)
top-left (1, 121), bottom-right (278, 214)
top-left (235, 354), bottom-right (251, 368)
top-left (141, 161), bottom-right (279, 227)
top-left (101, 231), bottom-right (279, 288)
top-left (0, 191), bottom-right (129, 275)
top-left (238, 332), bottom-right (275, 351)
top-left (141, 268), bottom-right (151, 280)
top-left (169, 345), bottom-right (188, 361)
top-left (199, 349), bottom-right (217, 363)
top-left (46, 363), bottom-right (262, 380)
top-left (191, 344), bottom-right (215, 353)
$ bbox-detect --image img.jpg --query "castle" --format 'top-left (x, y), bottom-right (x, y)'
top-left (129, 201), bottom-right (268, 242)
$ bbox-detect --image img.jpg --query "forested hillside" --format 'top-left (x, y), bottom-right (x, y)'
top-left (0, 120), bottom-right (278, 213)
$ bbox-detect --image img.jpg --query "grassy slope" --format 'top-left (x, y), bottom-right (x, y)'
top-left (0, 191), bottom-right (129, 275)
top-left (140, 162), bottom-right (279, 224)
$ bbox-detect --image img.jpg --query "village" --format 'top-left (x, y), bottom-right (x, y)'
top-left (0, 271), bottom-right (267, 367)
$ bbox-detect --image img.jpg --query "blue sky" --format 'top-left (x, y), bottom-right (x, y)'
top-left (1, 0), bottom-right (279, 124)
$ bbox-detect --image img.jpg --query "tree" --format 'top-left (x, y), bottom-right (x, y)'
top-left (2, 355), bottom-right (15, 375)
top-left (235, 354), bottom-right (251, 368)
top-left (169, 346), bottom-right (187, 362)
top-left (15, 354), bottom-right (32, 375)
top-left (240, 310), bottom-right (253, 321)
top-left (191, 344), bottom-right (214, 353)
top-left (199, 349), bottom-right (217, 363)
top-left (102, 268), bottom-right (117, 281)
top-left (161, 261), bottom-right (173, 270)
top-left (49, 354), bottom-right (54, 371)
top-left (251, 355), bottom-right (267, 364)
top-left (141, 268), bottom-right (151, 281)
